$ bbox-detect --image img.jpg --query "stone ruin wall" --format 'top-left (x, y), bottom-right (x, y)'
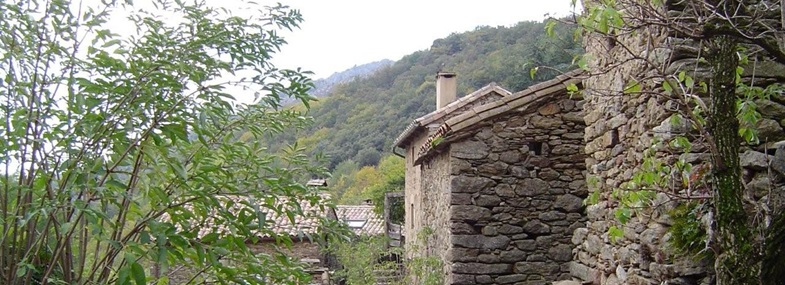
top-left (404, 129), bottom-right (454, 283)
top-left (445, 95), bottom-right (587, 285)
top-left (572, 2), bottom-right (785, 284)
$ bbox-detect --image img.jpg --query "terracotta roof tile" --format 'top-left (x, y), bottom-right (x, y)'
top-left (392, 83), bottom-right (511, 148)
top-left (166, 192), bottom-right (334, 240)
top-left (335, 205), bottom-right (384, 236)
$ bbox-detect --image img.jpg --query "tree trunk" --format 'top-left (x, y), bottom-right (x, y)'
top-left (705, 34), bottom-right (759, 284)
top-left (762, 211), bottom-right (785, 284)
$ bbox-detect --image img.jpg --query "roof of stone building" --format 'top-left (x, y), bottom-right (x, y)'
top-left (393, 83), bottom-right (512, 148)
top-left (410, 69), bottom-right (585, 165)
top-left (167, 192), bottom-right (336, 241)
top-left (335, 205), bottom-right (384, 235)
top-left (306, 179), bottom-right (328, 187)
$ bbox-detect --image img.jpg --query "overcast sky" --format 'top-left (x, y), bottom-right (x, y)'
top-left (272, 0), bottom-right (579, 79)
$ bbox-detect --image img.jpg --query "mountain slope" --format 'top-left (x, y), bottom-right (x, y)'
top-left (278, 20), bottom-right (582, 169)
top-left (310, 60), bottom-right (394, 97)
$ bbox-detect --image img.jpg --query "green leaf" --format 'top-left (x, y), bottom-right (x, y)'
top-left (131, 262), bottom-right (146, 285)
top-left (614, 207), bottom-right (631, 224)
top-left (623, 80), bottom-right (641, 94)
top-left (609, 226), bottom-right (624, 243)
top-left (545, 19), bottom-right (557, 37)
top-left (662, 81), bottom-right (673, 94)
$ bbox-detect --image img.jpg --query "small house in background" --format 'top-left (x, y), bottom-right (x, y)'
top-left (335, 205), bottom-right (384, 236)
top-left (164, 181), bottom-right (338, 285)
top-left (392, 70), bottom-right (587, 284)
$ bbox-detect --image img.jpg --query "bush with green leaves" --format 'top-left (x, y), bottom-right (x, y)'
top-left (0, 0), bottom-right (334, 284)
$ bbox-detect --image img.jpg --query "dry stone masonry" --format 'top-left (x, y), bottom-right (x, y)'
top-left (394, 72), bottom-right (587, 284)
top-left (572, 2), bottom-right (785, 284)
top-left (446, 97), bottom-right (587, 285)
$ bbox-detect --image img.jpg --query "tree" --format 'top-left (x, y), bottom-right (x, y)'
top-left (573, 0), bottom-right (785, 283)
top-left (0, 0), bottom-right (327, 284)
top-left (368, 155), bottom-right (405, 224)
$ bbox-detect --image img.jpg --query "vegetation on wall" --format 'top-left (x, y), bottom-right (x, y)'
top-left (573, 0), bottom-right (785, 283)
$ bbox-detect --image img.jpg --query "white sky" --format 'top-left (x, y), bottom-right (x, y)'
top-left (272, 0), bottom-right (579, 79)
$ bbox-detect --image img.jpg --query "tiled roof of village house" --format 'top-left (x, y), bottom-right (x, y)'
top-left (335, 205), bottom-right (384, 235)
top-left (392, 83), bottom-right (512, 148)
top-left (410, 69), bottom-right (585, 165)
top-left (166, 192), bottom-right (335, 240)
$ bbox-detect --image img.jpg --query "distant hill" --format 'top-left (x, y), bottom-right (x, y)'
top-left (310, 60), bottom-right (394, 97)
top-left (281, 60), bottom-right (393, 106)
top-left (273, 20), bottom-right (582, 169)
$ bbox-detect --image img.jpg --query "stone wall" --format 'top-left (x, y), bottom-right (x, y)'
top-left (419, 150), bottom-right (455, 283)
top-left (573, 2), bottom-right (785, 283)
top-left (404, 128), bottom-right (454, 283)
top-left (445, 96), bottom-right (587, 285)
top-left (573, 15), bottom-right (675, 283)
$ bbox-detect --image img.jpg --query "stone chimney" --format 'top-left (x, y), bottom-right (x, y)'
top-left (436, 72), bottom-right (456, 109)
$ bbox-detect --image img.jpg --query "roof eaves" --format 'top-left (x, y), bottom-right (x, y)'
top-left (392, 120), bottom-right (421, 148)
top-left (392, 83), bottom-right (511, 149)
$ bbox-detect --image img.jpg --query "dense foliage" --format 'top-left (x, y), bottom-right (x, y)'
top-left (0, 1), bottom-right (332, 284)
top-left (274, 21), bottom-right (582, 171)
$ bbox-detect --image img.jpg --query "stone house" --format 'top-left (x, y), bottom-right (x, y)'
top-left (392, 70), bottom-right (587, 284)
top-left (164, 190), bottom-right (338, 285)
top-left (335, 204), bottom-right (385, 236)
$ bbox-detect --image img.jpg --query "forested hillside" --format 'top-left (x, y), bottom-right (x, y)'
top-left (310, 59), bottom-right (394, 97)
top-left (280, 21), bottom-right (580, 167)
top-left (281, 60), bottom-right (393, 105)
top-left (271, 21), bottom-right (581, 203)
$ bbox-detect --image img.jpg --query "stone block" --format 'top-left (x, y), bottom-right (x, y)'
top-left (453, 262), bottom-right (512, 274)
top-left (496, 274), bottom-right (528, 284)
top-left (540, 211), bottom-right (567, 221)
top-left (452, 274), bottom-right (475, 285)
top-left (452, 140), bottom-right (489, 159)
top-left (516, 178), bottom-right (549, 196)
top-left (451, 193), bottom-right (473, 205)
top-left (552, 144), bottom-right (581, 155)
top-left (515, 239), bottom-right (537, 251)
top-left (500, 150), bottom-right (522, 163)
top-left (478, 161), bottom-right (509, 176)
top-left (452, 175), bottom-right (495, 193)
top-left (475, 194), bottom-right (502, 207)
top-left (495, 183), bottom-right (516, 197)
top-left (757, 118), bottom-right (785, 141)
top-left (451, 222), bottom-right (478, 234)
top-left (554, 194), bottom-right (584, 213)
top-left (538, 103), bottom-right (561, 116)
top-left (452, 234), bottom-right (511, 250)
top-left (538, 168), bottom-right (560, 180)
top-left (482, 225), bottom-right (498, 236)
top-left (449, 248), bottom-right (479, 262)
top-left (532, 115), bottom-right (563, 129)
top-left (476, 275), bottom-right (494, 284)
top-left (569, 261), bottom-right (598, 282)
top-left (500, 249), bottom-right (528, 263)
top-left (571, 228), bottom-right (588, 245)
top-left (451, 205), bottom-right (491, 222)
top-left (514, 261), bottom-right (560, 275)
top-left (523, 220), bottom-right (551, 235)
top-left (548, 244), bottom-right (573, 262)
top-left (740, 150), bottom-right (771, 170)
top-left (478, 253), bottom-right (501, 263)
top-left (498, 224), bottom-right (524, 235)
top-left (756, 99), bottom-right (785, 119)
